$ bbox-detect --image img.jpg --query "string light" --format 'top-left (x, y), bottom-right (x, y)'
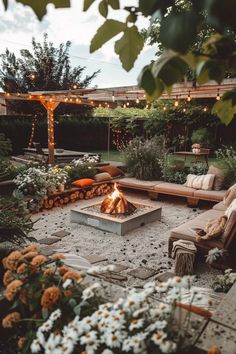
top-left (174, 96), bottom-right (179, 107)
top-left (145, 103), bottom-right (149, 109)
top-left (183, 108), bottom-right (186, 112)
top-left (112, 91), bottom-right (115, 102)
top-left (136, 93), bottom-right (140, 104)
top-left (123, 103), bottom-right (126, 108)
top-left (163, 106), bottom-right (167, 111)
top-left (126, 96), bottom-right (130, 107)
top-left (30, 73), bottom-right (36, 80)
top-left (216, 89), bottom-right (220, 101)
top-left (99, 103), bottom-right (102, 108)
top-left (187, 91), bottom-right (191, 102)
top-left (73, 84), bottom-right (77, 89)
top-left (203, 107), bottom-right (208, 112)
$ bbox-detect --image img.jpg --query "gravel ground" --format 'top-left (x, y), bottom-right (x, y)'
top-left (30, 191), bottom-right (220, 289)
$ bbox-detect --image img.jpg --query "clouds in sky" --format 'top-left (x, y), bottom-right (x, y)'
top-left (0, 0), bottom-right (156, 87)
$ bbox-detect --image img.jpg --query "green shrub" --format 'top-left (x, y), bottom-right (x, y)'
top-left (68, 163), bottom-right (97, 182)
top-left (189, 163), bottom-right (208, 175)
top-left (191, 128), bottom-right (212, 145)
top-left (160, 157), bottom-right (188, 184)
top-left (0, 133), bottom-right (12, 157)
top-left (0, 159), bottom-right (18, 181)
top-left (216, 146), bottom-right (236, 188)
top-left (123, 136), bottom-right (165, 180)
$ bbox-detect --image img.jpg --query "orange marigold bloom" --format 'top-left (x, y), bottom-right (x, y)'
top-left (59, 265), bottom-right (69, 275)
top-left (63, 271), bottom-right (82, 283)
top-left (208, 346), bottom-right (220, 354)
top-left (5, 280), bottom-right (23, 302)
top-left (31, 255), bottom-right (47, 267)
top-left (41, 287), bottom-right (60, 309)
top-left (5, 251), bottom-right (22, 271)
top-left (43, 267), bottom-right (56, 277)
top-left (51, 253), bottom-right (65, 261)
top-left (3, 270), bottom-right (14, 287)
top-left (2, 312), bottom-right (21, 328)
top-left (2, 257), bottom-right (8, 269)
top-left (16, 263), bottom-right (28, 274)
top-left (17, 337), bottom-right (26, 349)
top-left (23, 244), bottom-right (39, 253)
top-left (21, 251), bottom-right (38, 260)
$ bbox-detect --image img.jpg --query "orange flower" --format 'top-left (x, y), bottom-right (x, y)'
top-left (23, 244), bottom-right (39, 253)
top-left (31, 255), bottom-right (47, 267)
top-left (3, 270), bottom-right (14, 287)
top-left (41, 287), bottom-right (60, 309)
top-left (59, 265), bottom-right (69, 275)
top-left (63, 271), bottom-right (82, 283)
top-left (51, 253), bottom-right (65, 261)
top-left (43, 267), bottom-right (56, 277)
top-left (5, 251), bottom-right (22, 271)
top-left (16, 263), bottom-right (28, 274)
top-left (21, 251), bottom-right (38, 260)
top-left (208, 346), bottom-right (220, 354)
top-left (2, 257), bottom-right (8, 269)
top-left (2, 312), bottom-right (21, 328)
top-left (5, 280), bottom-right (23, 301)
top-left (17, 337), bottom-right (26, 349)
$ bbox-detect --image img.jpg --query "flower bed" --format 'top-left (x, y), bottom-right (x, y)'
top-left (1, 246), bottom-right (213, 354)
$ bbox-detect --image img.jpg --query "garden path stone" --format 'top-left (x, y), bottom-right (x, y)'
top-left (155, 271), bottom-right (175, 282)
top-left (128, 267), bottom-right (158, 280)
top-left (111, 263), bottom-right (129, 272)
top-left (51, 230), bottom-right (70, 238)
top-left (84, 254), bottom-right (108, 264)
top-left (38, 237), bottom-right (60, 245)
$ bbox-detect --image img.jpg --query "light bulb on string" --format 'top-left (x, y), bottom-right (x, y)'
top-left (216, 89), bottom-right (220, 101)
top-left (163, 106), bottom-right (167, 111)
top-left (183, 108), bottom-right (186, 112)
top-left (203, 107), bottom-right (208, 112)
top-left (136, 93), bottom-right (140, 104)
top-left (112, 91), bottom-right (115, 102)
top-left (30, 73), bottom-right (36, 80)
top-left (73, 84), bottom-right (77, 89)
top-left (174, 96), bottom-right (179, 107)
top-left (187, 91), bottom-right (191, 102)
top-left (126, 96), bottom-right (130, 107)
top-left (123, 103), bottom-right (126, 108)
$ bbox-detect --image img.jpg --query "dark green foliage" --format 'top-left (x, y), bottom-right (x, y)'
top-left (0, 159), bottom-right (17, 182)
top-left (0, 191), bottom-right (35, 245)
top-left (68, 163), bottom-right (97, 183)
top-left (0, 133), bottom-right (12, 157)
top-left (216, 146), bottom-right (236, 188)
top-left (191, 128), bottom-right (212, 145)
top-left (124, 136), bottom-right (165, 180)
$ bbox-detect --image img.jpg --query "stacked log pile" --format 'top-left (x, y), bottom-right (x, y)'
top-left (42, 183), bottom-right (114, 210)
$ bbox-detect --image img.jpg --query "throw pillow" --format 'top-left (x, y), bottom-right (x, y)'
top-left (223, 183), bottom-right (236, 206)
top-left (98, 165), bottom-right (124, 178)
top-left (225, 198), bottom-right (236, 219)
top-left (184, 174), bottom-right (215, 190)
top-left (207, 165), bottom-right (225, 191)
top-left (94, 172), bottom-right (112, 182)
top-left (72, 178), bottom-right (95, 188)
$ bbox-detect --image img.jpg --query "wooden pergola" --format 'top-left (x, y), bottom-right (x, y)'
top-left (1, 78), bottom-right (235, 164)
top-left (0, 89), bottom-right (95, 164)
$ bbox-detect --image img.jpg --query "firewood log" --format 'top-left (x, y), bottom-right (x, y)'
top-left (48, 199), bottom-right (54, 208)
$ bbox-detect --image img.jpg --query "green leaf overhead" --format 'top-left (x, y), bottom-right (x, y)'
top-left (196, 59), bottom-right (226, 85)
top-left (114, 26), bottom-right (144, 71)
top-left (99, 0), bottom-right (108, 18)
top-left (160, 11), bottom-right (200, 53)
top-left (139, 0), bottom-right (174, 16)
top-left (90, 19), bottom-right (126, 53)
top-left (138, 65), bottom-right (156, 96)
top-left (11, 0), bottom-right (71, 20)
top-left (83, 0), bottom-right (95, 11)
top-left (212, 90), bottom-right (236, 125)
top-left (108, 0), bottom-right (120, 10)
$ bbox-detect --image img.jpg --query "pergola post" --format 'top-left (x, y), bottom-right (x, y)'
top-left (41, 100), bottom-right (59, 165)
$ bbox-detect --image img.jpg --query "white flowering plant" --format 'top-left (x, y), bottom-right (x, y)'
top-left (212, 269), bottom-right (236, 293)
top-left (47, 166), bottom-right (69, 189)
top-left (73, 154), bottom-right (100, 166)
top-left (14, 166), bottom-right (48, 198)
top-left (30, 275), bottom-right (206, 354)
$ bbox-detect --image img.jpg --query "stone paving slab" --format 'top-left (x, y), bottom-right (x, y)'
top-left (111, 263), bottom-right (129, 272)
top-left (51, 230), bottom-right (70, 238)
top-left (38, 237), bottom-right (60, 245)
top-left (128, 266), bottom-right (158, 280)
top-left (155, 271), bottom-right (175, 282)
top-left (84, 254), bottom-right (108, 264)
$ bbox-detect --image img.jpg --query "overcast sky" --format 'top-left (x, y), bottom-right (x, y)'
top-left (0, 0), bottom-right (156, 88)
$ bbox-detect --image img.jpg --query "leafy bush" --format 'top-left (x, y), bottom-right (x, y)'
top-left (124, 136), bottom-right (165, 180)
top-left (191, 128), bottom-right (212, 145)
top-left (216, 146), bottom-right (236, 188)
top-left (0, 133), bottom-right (12, 157)
top-left (160, 157), bottom-right (188, 184)
top-left (0, 159), bottom-right (18, 182)
top-left (212, 269), bottom-right (236, 293)
top-left (189, 163), bottom-right (208, 175)
top-left (68, 163), bottom-right (97, 182)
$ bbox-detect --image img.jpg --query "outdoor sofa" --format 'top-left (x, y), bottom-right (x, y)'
top-left (118, 178), bottom-right (226, 206)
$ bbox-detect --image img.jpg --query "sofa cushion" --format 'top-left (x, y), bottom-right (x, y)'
top-left (223, 183), bottom-right (236, 207)
top-left (185, 174), bottom-right (215, 190)
top-left (118, 178), bottom-right (163, 190)
top-left (94, 172), bottom-right (112, 182)
top-left (154, 182), bottom-right (195, 197)
top-left (207, 165), bottom-right (225, 191)
top-left (222, 210), bottom-right (236, 247)
top-left (193, 189), bottom-right (226, 202)
top-left (170, 210), bottom-right (225, 249)
top-left (213, 201), bottom-right (227, 212)
top-left (72, 178), bottom-right (95, 188)
top-left (98, 165), bottom-right (124, 177)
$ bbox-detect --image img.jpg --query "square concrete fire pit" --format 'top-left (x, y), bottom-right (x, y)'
top-left (71, 201), bottom-right (162, 236)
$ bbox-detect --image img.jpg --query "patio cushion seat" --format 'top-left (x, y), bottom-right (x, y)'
top-left (118, 178), bottom-right (163, 190)
top-left (193, 189), bottom-right (226, 202)
top-left (154, 182), bottom-right (195, 197)
top-left (213, 201), bottom-right (227, 212)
